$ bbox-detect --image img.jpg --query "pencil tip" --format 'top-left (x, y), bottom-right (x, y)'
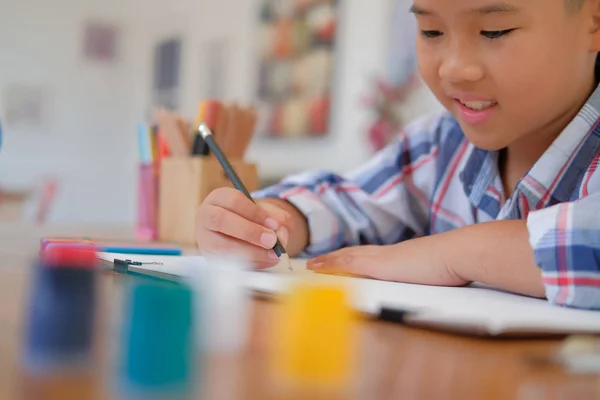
top-left (280, 253), bottom-right (293, 272)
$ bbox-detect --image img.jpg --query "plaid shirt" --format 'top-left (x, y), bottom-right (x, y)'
top-left (253, 86), bottom-right (600, 311)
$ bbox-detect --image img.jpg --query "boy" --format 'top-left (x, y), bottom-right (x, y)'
top-left (196, 0), bottom-right (600, 310)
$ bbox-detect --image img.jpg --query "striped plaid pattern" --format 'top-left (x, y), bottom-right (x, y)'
top-left (253, 87), bottom-right (600, 310)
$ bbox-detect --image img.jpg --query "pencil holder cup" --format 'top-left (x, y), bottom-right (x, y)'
top-left (136, 163), bottom-right (159, 242)
top-left (158, 156), bottom-right (259, 246)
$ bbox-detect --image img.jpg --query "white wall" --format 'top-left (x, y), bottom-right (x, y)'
top-left (0, 0), bottom-right (442, 224)
top-left (0, 0), bottom-right (139, 224)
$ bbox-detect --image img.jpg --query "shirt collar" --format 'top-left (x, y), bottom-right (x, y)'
top-left (459, 144), bottom-right (499, 208)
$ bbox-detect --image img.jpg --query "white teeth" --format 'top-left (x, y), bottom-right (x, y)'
top-left (460, 100), bottom-right (497, 111)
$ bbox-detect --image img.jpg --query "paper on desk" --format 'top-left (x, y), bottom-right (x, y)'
top-left (97, 252), bottom-right (600, 337)
top-left (96, 252), bottom-right (308, 276)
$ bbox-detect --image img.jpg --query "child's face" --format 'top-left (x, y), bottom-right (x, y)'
top-left (414, 0), bottom-right (600, 150)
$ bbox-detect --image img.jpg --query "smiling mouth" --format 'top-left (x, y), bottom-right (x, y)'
top-left (456, 99), bottom-right (498, 111)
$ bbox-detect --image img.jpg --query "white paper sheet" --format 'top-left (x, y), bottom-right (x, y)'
top-left (97, 252), bottom-right (600, 336)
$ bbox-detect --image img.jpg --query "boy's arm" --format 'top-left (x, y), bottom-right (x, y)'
top-left (308, 191), bottom-right (600, 309)
top-left (450, 191), bottom-right (600, 305)
top-left (437, 220), bottom-right (545, 298)
top-left (525, 191), bottom-right (600, 309)
top-left (306, 220), bottom-right (545, 297)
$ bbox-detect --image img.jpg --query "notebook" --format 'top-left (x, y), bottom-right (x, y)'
top-left (97, 252), bottom-right (600, 337)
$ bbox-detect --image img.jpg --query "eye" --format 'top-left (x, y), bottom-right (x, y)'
top-left (420, 30), bottom-right (444, 39)
top-left (481, 29), bottom-right (515, 39)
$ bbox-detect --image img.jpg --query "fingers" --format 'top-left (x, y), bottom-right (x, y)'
top-left (258, 201), bottom-right (293, 231)
top-left (200, 204), bottom-right (282, 249)
top-left (275, 226), bottom-right (289, 248)
top-left (306, 247), bottom-right (379, 278)
top-left (197, 188), bottom-right (294, 268)
top-left (205, 188), bottom-right (290, 230)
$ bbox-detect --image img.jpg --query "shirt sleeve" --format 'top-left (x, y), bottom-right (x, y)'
top-left (527, 188), bottom-right (600, 310)
top-left (252, 113), bottom-right (446, 257)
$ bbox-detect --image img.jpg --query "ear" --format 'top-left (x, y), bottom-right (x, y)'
top-left (588, 0), bottom-right (600, 52)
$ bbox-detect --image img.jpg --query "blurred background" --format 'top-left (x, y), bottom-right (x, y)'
top-left (0, 0), bottom-right (443, 226)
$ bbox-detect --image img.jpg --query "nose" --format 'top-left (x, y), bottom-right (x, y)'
top-left (439, 43), bottom-right (485, 83)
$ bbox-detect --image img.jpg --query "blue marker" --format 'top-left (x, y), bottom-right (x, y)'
top-left (99, 245), bottom-right (182, 256)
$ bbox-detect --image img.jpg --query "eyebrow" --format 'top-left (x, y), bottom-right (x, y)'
top-left (410, 3), bottom-right (520, 16)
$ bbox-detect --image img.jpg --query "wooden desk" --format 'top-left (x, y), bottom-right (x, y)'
top-left (0, 190), bottom-right (29, 222)
top-left (1, 225), bottom-right (599, 399)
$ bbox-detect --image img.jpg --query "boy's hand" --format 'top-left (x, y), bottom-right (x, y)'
top-left (306, 236), bottom-right (469, 287)
top-left (196, 188), bottom-right (292, 269)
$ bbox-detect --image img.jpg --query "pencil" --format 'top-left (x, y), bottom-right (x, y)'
top-left (198, 123), bottom-right (293, 271)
